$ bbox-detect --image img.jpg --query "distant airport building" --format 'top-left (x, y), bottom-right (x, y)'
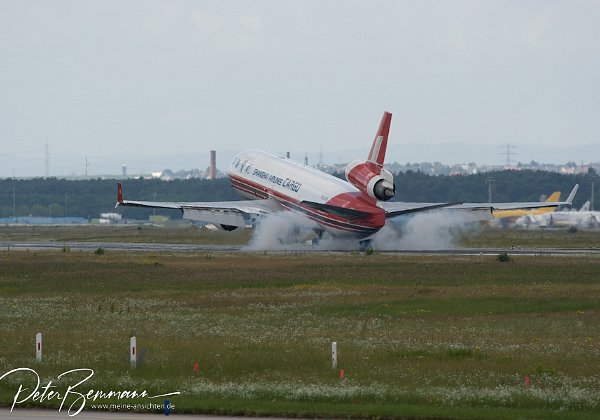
top-left (0, 217), bottom-right (88, 225)
top-left (99, 213), bottom-right (122, 224)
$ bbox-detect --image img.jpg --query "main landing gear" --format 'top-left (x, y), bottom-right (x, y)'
top-left (359, 239), bottom-right (373, 252)
top-left (311, 229), bottom-right (325, 246)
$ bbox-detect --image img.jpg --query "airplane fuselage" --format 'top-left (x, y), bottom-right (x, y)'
top-left (227, 150), bottom-right (385, 238)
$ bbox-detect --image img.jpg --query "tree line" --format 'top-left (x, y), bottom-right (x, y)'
top-left (0, 178), bottom-right (238, 220)
top-left (0, 170), bottom-right (596, 220)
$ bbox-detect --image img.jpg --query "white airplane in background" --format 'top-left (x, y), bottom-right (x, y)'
top-left (116, 112), bottom-right (577, 246)
top-left (527, 201), bottom-right (600, 228)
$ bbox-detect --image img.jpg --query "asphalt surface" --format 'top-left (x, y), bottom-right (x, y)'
top-left (1, 240), bottom-right (600, 256)
top-left (0, 241), bottom-right (241, 252)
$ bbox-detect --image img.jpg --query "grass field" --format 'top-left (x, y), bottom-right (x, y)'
top-left (0, 224), bottom-right (252, 245)
top-left (1, 223), bottom-right (600, 249)
top-left (1, 249), bottom-right (600, 419)
top-left (460, 227), bottom-right (600, 249)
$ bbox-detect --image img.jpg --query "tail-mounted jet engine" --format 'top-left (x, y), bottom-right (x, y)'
top-left (345, 160), bottom-right (395, 201)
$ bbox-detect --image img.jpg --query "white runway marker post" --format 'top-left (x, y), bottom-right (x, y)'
top-left (130, 336), bottom-right (137, 368)
top-left (35, 333), bottom-right (42, 362)
top-left (331, 341), bottom-right (337, 369)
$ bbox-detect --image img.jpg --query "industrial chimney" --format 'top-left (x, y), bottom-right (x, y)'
top-left (209, 150), bottom-right (216, 180)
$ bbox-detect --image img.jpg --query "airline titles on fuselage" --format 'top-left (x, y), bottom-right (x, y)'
top-left (252, 168), bottom-right (302, 193)
top-left (232, 156), bottom-right (303, 193)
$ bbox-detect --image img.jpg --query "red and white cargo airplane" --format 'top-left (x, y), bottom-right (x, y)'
top-left (116, 112), bottom-right (577, 243)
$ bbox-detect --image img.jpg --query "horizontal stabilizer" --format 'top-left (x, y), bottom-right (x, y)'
top-left (302, 201), bottom-right (373, 219)
top-left (384, 201), bottom-right (464, 218)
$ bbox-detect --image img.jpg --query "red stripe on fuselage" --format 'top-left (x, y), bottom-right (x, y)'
top-left (230, 177), bottom-right (269, 199)
top-left (228, 174), bottom-right (384, 235)
top-left (231, 177), bottom-right (375, 234)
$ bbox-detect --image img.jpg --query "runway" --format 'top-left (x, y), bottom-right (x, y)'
top-left (1, 240), bottom-right (600, 256)
top-left (0, 241), bottom-right (241, 252)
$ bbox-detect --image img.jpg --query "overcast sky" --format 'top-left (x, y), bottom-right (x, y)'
top-left (1, 0), bottom-right (599, 176)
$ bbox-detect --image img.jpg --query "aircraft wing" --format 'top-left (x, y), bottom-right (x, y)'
top-left (493, 191), bottom-right (561, 219)
top-left (484, 184), bottom-right (577, 212)
top-left (381, 202), bottom-right (465, 218)
top-left (382, 184), bottom-right (578, 221)
top-left (115, 183), bottom-right (281, 229)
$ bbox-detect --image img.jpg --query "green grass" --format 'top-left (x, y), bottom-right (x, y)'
top-left (1, 224), bottom-right (599, 249)
top-left (460, 227), bottom-right (600, 249)
top-left (1, 251), bottom-right (600, 418)
top-left (0, 224), bottom-right (252, 245)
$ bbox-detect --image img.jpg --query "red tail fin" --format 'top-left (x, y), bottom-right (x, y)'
top-left (367, 111), bottom-right (392, 167)
top-left (117, 182), bottom-right (123, 203)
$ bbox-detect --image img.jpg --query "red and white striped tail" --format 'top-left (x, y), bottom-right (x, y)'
top-left (367, 112), bottom-right (392, 167)
top-left (344, 112), bottom-right (396, 202)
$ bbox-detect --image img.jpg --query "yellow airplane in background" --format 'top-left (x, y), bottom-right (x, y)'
top-left (493, 192), bottom-right (561, 219)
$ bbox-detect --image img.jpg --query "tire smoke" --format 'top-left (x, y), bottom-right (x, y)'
top-left (243, 210), bottom-right (480, 251)
top-left (372, 211), bottom-right (480, 250)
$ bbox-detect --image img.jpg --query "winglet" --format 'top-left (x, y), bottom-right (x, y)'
top-left (367, 111), bottom-right (392, 167)
top-left (116, 182), bottom-right (123, 207)
top-left (566, 184), bottom-right (578, 205)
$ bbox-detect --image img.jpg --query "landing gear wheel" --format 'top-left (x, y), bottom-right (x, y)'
top-left (359, 239), bottom-right (373, 252)
top-left (311, 229), bottom-right (325, 247)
